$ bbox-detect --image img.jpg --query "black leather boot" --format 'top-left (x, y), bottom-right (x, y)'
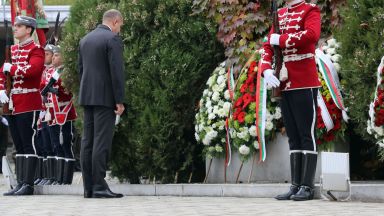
top-left (56, 157), bottom-right (65, 185)
top-left (37, 158), bottom-right (48, 185)
top-left (34, 157), bottom-right (43, 185)
top-left (3, 155), bottom-right (24, 196)
top-left (275, 152), bottom-right (302, 200)
top-left (14, 155), bottom-right (38, 195)
top-left (43, 156), bottom-right (56, 185)
top-left (62, 158), bottom-right (75, 185)
top-left (292, 153), bottom-right (317, 201)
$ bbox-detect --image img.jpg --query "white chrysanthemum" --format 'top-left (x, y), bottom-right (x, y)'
top-left (199, 124), bottom-right (204, 132)
top-left (327, 38), bottom-right (337, 48)
top-left (219, 67), bottom-right (226, 75)
top-left (212, 91), bottom-right (220, 101)
top-left (212, 123), bottom-right (217, 129)
top-left (217, 108), bottom-right (227, 117)
top-left (206, 76), bottom-right (215, 87)
top-left (266, 111), bottom-right (274, 121)
top-left (331, 54), bottom-right (341, 63)
top-left (224, 90), bottom-right (230, 100)
top-left (207, 130), bottom-right (218, 139)
top-left (195, 125), bottom-right (199, 131)
top-left (326, 48), bottom-right (336, 55)
top-left (205, 100), bottom-right (212, 109)
top-left (202, 136), bottom-right (210, 145)
top-left (215, 145), bottom-right (223, 152)
top-left (237, 128), bottom-right (249, 141)
top-left (253, 141), bottom-right (259, 149)
top-left (217, 75), bottom-right (225, 85)
top-left (333, 63), bottom-right (341, 72)
top-left (219, 125), bottom-right (225, 130)
top-left (207, 106), bottom-right (213, 114)
top-left (266, 121), bottom-right (274, 131)
top-left (274, 111), bottom-right (282, 119)
top-left (208, 113), bottom-right (216, 120)
top-left (203, 89), bottom-right (209, 96)
top-left (239, 145), bottom-right (250, 155)
top-left (219, 61), bottom-right (226, 67)
top-left (195, 133), bottom-right (200, 141)
top-left (212, 84), bottom-right (220, 92)
top-left (212, 106), bottom-right (219, 114)
top-left (218, 82), bottom-right (226, 92)
top-left (249, 125), bottom-right (257, 137)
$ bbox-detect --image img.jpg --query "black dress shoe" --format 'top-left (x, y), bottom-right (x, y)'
top-left (3, 183), bottom-right (23, 196)
top-left (84, 190), bottom-right (93, 198)
top-left (92, 189), bottom-right (123, 198)
top-left (291, 185), bottom-right (314, 201)
top-left (275, 185), bottom-right (299, 200)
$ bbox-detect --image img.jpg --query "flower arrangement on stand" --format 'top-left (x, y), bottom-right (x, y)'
top-left (315, 38), bottom-right (348, 151)
top-left (229, 52), bottom-right (283, 181)
top-left (195, 62), bottom-right (233, 181)
top-left (367, 56), bottom-right (384, 154)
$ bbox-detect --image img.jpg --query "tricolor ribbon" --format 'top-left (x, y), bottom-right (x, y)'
top-left (224, 64), bottom-right (236, 167)
top-left (315, 49), bottom-right (346, 111)
top-left (255, 60), bottom-right (267, 162)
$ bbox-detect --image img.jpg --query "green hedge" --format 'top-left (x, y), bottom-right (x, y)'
top-left (61, 0), bottom-right (224, 183)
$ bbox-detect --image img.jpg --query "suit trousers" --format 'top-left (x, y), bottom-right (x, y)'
top-left (6, 111), bottom-right (39, 155)
top-left (80, 105), bottom-right (115, 191)
top-left (281, 88), bottom-right (318, 152)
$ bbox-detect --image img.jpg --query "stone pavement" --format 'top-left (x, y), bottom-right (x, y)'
top-left (1, 175), bottom-right (384, 216)
top-left (1, 194), bottom-right (384, 216)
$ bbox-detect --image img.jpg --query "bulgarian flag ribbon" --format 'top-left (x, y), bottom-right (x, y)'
top-left (255, 59), bottom-right (267, 162)
top-left (224, 64), bottom-right (236, 167)
top-left (315, 49), bottom-right (346, 111)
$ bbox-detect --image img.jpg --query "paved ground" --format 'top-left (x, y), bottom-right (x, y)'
top-left (1, 175), bottom-right (384, 216)
top-left (1, 194), bottom-right (384, 216)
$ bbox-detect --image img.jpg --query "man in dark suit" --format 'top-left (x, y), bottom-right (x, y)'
top-left (78, 9), bottom-right (125, 199)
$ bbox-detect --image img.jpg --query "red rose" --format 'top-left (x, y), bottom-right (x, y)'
top-left (234, 97), bottom-right (243, 108)
top-left (238, 112), bottom-right (246, 123)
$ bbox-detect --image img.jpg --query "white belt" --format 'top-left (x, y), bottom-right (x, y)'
top-left (10, 88), bottom-right (39, 95)
top-left (283, 53), bottom-right (314, 63)
top-left (45, 101), bottom-right (71, 108)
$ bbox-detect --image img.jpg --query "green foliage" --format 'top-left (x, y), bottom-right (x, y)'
top-left (62, 0), bottom-right (224, 183)
top-left (335, 0), bottom-right (384, 142)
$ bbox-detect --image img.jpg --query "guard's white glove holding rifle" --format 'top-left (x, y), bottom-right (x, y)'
top-left (263, 69), bottom-right (280, 88)
top-left (270, 33), bottom-right (281, 46)
top-left (0, 90), bottom-right (9, 104)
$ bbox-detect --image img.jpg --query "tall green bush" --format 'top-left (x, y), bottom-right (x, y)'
top-left (61, 0), bottom-right (224, 183)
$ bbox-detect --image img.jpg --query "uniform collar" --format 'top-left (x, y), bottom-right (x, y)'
top-left (287, 0), bottom-right (304, 8)
top-left (19, 38), bottom-right (34, 47)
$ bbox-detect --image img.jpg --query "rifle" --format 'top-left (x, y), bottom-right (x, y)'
top-left (271, 0), bottom-right (283, 101)
top-left (41, 13), bottom-right (64, 98)
top-left (3, 18), bottom-right (13, 115)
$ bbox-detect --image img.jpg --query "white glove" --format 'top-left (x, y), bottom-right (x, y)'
top-left (39, 111), bottom-right (46, 119)
top-left (52, 70), bottom-right (60, 81)
top-left (0, 90), bottom-right (9, 103)
top-left (270, 33), bottom-right (281, 46)
top-left (263, 69), bottom-right (280, 88)
top-left (3, 63), bottom-right (12, 73)
top-left (1, 116), bottom-right (9, 126)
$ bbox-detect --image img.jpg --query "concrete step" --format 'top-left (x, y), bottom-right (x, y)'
top-left (32, 182), bottom-right (384, 203)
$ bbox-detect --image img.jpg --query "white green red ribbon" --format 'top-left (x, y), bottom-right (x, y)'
top-left (255, 60), bottom-right (267, 162)
top-left (317, 93), bottom-right (334, 132)
top-left (315, 49), bottom-right (346, 111)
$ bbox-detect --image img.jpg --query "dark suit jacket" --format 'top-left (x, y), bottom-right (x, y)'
top-left (78, 24), bottom-right (125, 108)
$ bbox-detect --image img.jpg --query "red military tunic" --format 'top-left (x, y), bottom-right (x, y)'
top-left (260, 1), bottom-right (321, 91)
top-left (40, 66), bottom-right (77, 126)
top-left (0, 38), bottom-right (45, 114)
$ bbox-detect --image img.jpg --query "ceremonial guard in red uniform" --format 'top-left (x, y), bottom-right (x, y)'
top-left (35, 44), bottom-right (56, 185)
top-left (40, 46), bottom-right (77, 185)
top-left (260, 0), bottom-right (321, 201)
top-left (0, 16), bottom-right (45, 196)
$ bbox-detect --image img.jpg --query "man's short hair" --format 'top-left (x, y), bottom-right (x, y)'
top-left (102, 9), bottom-right (122, 22)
